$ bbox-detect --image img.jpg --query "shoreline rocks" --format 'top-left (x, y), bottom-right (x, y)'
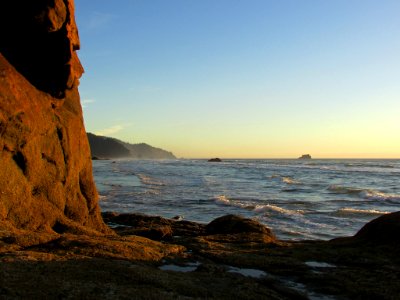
top-left (1, 211), bottom-right (399, 298)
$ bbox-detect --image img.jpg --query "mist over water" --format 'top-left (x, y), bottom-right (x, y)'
top-left (93, 159), bottom-right (400, 240)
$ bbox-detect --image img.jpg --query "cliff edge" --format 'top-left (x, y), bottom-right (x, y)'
top-left (0, 0), bottom-right (109, 234)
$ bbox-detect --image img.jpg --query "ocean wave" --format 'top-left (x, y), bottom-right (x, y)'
top-left (254, 204), bottom-right (303, 215)
top-left (360, 190), bottom-right (400, 202)
top-left (327, 185), bottom-right (363, 194)
top-left (328, 185), bottom-right (400, 201)
top-left (344, 163), bottom-right (395, 169)
top-left (214, 195), bottom-right (231, 205)
top-left (135, 189), bottom-right (162, 196)
top-left (214, 195), bottom-right (253, 209)
top-left (137, 174), bottom-right (165, 186)
top-left (214, 195), bottom-right (309, 217)
top-left (213, 195), bottom-right (303, 216)
top-left (98, 195), bottom-right (107, 201)
top-left (271, 175), bottom-right (301, 185)
top-left (335, 208), bottom-right (389, 216)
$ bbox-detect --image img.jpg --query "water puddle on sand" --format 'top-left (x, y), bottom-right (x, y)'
top-left (227, 266), bottom-right (268, 278)
top-left (159, 262), bottom-right (200, 272)
top-left (106, 222), bottom-right (132, 229)
top-left (305, 261), bottom-right (336, 268)
top-left (279, 278), bottom-right (337, 300)
top-left (158, 261), bottom-right (337, 299)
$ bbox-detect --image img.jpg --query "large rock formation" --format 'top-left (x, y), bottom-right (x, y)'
top-left (0, 0), bottom-right (108, 234)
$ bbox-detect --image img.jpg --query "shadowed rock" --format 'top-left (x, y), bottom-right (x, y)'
top-left (353, 211), bottom-right (400, 245)
top-left (102, 212), bottom-right (206, 240)
top-left (0, 0), bottom-right (83, 98)
top-left (206, 215), bottom-right (275, 236)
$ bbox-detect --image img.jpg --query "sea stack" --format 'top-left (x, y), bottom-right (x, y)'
top-left (0, 0), bottom-right (109, 234)
top-left (208, 158), bottom-right (222, 162)
top-left (298, 154), bottom-right (312, 159)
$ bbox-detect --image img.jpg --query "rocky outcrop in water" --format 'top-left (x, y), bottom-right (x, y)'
top-left (208, 158), bottom-right (222, 162)
top-left (0, 0), bottom-right (108, 234)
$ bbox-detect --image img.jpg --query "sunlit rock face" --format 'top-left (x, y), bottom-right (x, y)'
top-left (0, 0), bottom-right (109, 234)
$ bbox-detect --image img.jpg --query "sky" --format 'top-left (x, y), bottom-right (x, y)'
top-left (75, 0), bottom-right (400, 159)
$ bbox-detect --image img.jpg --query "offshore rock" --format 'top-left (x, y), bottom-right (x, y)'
top-left (0, 0), bottom-right (109, 234)
top-left (208, 158), bottom-right (222, 162)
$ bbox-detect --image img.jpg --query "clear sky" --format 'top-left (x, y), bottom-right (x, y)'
top-left (75, 0), bottom-right (400, 159)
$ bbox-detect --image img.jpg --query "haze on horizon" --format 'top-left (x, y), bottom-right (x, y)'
top-left (75, 0), bottom-right (400, 159)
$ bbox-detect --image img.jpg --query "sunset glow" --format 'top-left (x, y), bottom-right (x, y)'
top-left (76, 0), bottom-right (400, 158)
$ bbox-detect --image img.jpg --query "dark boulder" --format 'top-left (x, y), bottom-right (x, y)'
top-left (102, 212), bottom-right (206, 240)
top-left (354, 211), bottom-right (400, 245)
top-left (206, 215), bottom-right (275, 238)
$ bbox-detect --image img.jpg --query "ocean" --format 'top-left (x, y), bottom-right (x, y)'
top-left (93, 159), bottom-right (400, 240)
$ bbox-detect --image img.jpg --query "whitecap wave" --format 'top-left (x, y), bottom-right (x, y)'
top-left (253, 204), bottom-right (303, 215)
top-left (214, 195), bottom-right (253, 209)
top-left (215, 195), bottom-right (231, 205)
top-left (336, 208), bottom-right (389, 216)
top-left (282, 177), bottom-right (301, 185)
top-left (214, 195), bottom-right (304, 216)
top-left (360, 190), bottom-right (400, 202)
top-left (271, 175), bottom-right (301, 185)
top-left (328, 185), bottom-right (400, 201)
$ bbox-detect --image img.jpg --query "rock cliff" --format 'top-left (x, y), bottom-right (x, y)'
top-left (0, 0), bottom-right (108, 234)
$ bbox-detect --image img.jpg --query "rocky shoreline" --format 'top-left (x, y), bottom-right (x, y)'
top-left (1, 212), bottom-right (399, 299)
top-left (0, 1), bottom-right (398, 299)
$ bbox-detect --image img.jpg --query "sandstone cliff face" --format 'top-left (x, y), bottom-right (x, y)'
top-left (0, 0), bottom-right (109, 234)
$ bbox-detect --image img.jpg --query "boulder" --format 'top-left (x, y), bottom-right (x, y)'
top-left (353, 211), bottom-right (400, 245)
top-left (206, 215), bottom-right (275, 238)
top-left (102, 212), bottom-right (206, 240)
top-left (0, 0), bottom-right (109, 234)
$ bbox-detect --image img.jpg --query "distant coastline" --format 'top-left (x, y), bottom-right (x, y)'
top-left (88, 133), bottom-right (176, 159)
